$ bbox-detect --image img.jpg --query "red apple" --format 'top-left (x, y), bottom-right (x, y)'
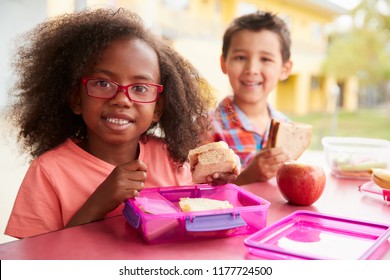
top-left (276, 161), bottom-right (326, 206)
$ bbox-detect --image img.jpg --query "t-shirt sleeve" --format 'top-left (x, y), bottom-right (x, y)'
top-left (4, 159), bottom-right (63, 239)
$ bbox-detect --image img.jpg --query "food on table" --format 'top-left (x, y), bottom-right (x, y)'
top-left (276, 160), bottom-right (326, 206)
top-left (188, 141), bottom-right (241, 183)
top-left (323, 137), bottom-right (390, 179)
top-left (371, 168), bottom-right (390, 190)
top-left (179, 197), bottom-right (233, 212)
top-left (332, 156), bottom-right (387, 178)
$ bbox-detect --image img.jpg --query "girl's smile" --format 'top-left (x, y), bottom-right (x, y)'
top-left (71, 38), bottom-right (162, 162)
top-left (103, 113), bottom-right (135, 131)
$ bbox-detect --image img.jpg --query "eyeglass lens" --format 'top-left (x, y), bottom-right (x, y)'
top-left (87, 79), bottom-right (159, 102)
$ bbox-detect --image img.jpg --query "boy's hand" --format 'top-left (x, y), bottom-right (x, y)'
top-left (235, 147), bottom-right (291, 185)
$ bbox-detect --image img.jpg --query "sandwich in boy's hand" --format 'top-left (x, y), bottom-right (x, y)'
top-left (188, 141), bottom-right (241, 183)
top-left (266, 119), bottom-right (312, 160)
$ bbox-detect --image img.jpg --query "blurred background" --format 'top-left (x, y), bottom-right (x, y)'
top-left (0, 0), bottom-right (389, 243)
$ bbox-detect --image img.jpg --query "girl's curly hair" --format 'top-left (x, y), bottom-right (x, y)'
top-left (8, 8), bottom-right (215, 164)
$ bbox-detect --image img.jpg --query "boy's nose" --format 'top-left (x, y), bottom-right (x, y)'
top-left (245, 59), bottom-right (260, 75)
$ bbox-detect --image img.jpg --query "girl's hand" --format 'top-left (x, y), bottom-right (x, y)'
top-left (205, 154), bottom-right (241, 186)
top-left (66, 160), bottom-right (147, 227)
top-left (206, 166), bottom-right (240, 186)
top-left (92, 159), bottom-right (147, 210)
top-left (235, 147), bottom-right (291, 185)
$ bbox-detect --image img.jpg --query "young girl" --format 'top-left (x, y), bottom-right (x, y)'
top-left (211, 11), bottom-right (293, 185)
top-left (5, 8), bottom-right (215, 239)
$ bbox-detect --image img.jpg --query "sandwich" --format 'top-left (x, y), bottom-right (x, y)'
top-left (188, 141), bottom-right (241, 183)
top-left (266, 119), bottom-right (312, 160)
top-left (179, 197), bottom-right (233, 212)
top-left (371, 168), bottom-right (390, 190)
top-left (179, 197), bottom-right (236, 237)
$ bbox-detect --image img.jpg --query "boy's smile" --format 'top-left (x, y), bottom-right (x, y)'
top-left (221, 29), bottom-right (291, 107)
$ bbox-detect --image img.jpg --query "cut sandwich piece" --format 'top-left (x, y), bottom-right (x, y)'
top-left (179, 197), bottom-right (233, 212)
top-left (188, 141), bottom-right (241, 183)
top-left (371, 168), bottom-right (390, 190)
top-left (266, 119), bottom-right (312, 160)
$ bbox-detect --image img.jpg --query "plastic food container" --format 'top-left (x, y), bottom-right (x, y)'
top-left (123, 183), bottom-right (270, 244)
top-left (322, 137), bottom-right (390, 179)
top-left (244, 210), bottom-right (390, 260)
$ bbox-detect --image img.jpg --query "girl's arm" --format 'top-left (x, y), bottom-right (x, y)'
top-left (66, 160), bottom-right (147, 228)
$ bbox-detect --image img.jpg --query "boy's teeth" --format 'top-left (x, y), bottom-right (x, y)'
top-left (106, 118), bottom-right (130, 125)
top-left (244, 81), bottom-right (258, 86)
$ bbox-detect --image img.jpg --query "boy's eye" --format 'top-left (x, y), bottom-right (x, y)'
top-left (234, 55), bottom-right (246, 61)
top-left (261, 57), bottom-right (273, 63)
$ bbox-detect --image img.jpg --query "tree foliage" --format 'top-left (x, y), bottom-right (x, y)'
top-left (322, 0), bottom-right (390, 87)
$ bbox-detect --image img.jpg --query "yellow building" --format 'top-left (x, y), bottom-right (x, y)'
top-left (46, 0), bottom-right (358, 115)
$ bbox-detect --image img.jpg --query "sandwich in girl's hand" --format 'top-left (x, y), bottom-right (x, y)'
top-left (188, 141), bottom-right (241, 183)
top-left (266, 119), bottom-right (313, 160)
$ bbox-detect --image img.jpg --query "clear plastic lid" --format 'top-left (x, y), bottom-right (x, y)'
top-left (244, 210), bottom-right (390, 260)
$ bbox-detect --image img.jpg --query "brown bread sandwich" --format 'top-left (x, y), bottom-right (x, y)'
top-left (188, 141), bottom-right (241, 183)
top-left (266, 119), bottom-right (313, 160)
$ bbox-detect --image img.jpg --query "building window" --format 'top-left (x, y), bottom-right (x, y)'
top-left (311, 76), bottom-right (321, 90)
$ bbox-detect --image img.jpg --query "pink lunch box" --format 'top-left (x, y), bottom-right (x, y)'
top-left (123, 183), bottom-right (270, 244)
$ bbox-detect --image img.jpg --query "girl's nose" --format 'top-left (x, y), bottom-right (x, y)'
top-left (109, 88), bottom-right (134, 107)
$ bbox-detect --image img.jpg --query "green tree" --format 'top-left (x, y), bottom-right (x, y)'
top-left (323, 0), bottom-right (390, 105)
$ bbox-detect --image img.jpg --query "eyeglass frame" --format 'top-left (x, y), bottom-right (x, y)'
top-left (81, 77), bottom-right (164, 103)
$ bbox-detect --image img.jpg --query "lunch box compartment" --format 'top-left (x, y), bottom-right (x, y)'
top-left (123, 183), bottom-right (270, 244)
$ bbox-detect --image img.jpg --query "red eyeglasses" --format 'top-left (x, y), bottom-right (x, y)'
top-left (81, 77), bottom-right (163, 103)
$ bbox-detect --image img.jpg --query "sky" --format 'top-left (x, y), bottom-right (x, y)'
top-left (327, 0), bottom-right (362, 32)
top-left (328, 0), bottom-right (361, 10)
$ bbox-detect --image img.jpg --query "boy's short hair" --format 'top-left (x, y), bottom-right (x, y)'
top-left (222, 11), bottom-right (291, 62)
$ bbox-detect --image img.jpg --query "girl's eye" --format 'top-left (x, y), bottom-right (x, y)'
top-left (131, 84), bottom-right (149, 94)
top-left (96, 80), bottom-right (111, 88)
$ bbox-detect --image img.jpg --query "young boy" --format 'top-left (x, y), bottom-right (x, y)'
top-left (211, 11), bottom-right (293, 185)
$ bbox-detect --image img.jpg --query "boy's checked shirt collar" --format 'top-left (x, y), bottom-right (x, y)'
top-left (211, 95), bottom-right (289, 167)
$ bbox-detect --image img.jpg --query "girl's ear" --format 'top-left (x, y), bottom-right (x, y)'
top-left (152, 96), bottom-right (164, 122)
top-left (279, 60), bottom-right (293, 81)
top-left (220, 55), bottom-right (228, 74)
top-left (68, 91), bottom-right (82, 115)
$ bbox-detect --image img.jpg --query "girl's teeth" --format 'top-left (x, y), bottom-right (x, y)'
top-left (106, 118), bottom-right (130, 125)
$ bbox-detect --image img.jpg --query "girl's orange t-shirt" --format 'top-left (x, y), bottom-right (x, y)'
top-left (5, 137), bottom-right (193, 239)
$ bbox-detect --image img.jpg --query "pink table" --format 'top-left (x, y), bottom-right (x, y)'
top-left (0, 173), bottom-right (389, 260)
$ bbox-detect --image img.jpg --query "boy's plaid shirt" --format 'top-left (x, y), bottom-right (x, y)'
top-left (210, 96), bottom-right (289, 168)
